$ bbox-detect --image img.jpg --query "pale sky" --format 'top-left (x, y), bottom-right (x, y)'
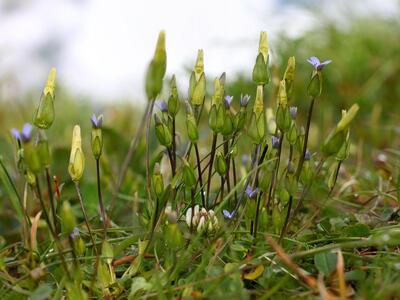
top-left (0, 0), bottom-right (398, 103)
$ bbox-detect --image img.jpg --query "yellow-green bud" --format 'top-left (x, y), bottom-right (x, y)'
top-left (33, 68), bottom-right (56, 129)
top-left (152, 163), bottom-right (164, 198)
top-left (191, 73), bottom-right (206, 106)
top-left (154, 114), bottom-right (172, 147)
top-left (258, 31), bottom-right (268, 62)
top-left (164, 223), bottom-right (184, 250)
top-left (336, 104), bottom-right (359, 132)
top-left (194, 49), bottom-right (204, 81)
top-left (328, 160), bottom-right (340, 190)
top-left (91, 114), bottom-right (103, 160)
top-left (248, 86), bottom-right (265, 144)
top-left (300, 161), bottom-right (313, 185)
top-left (234, 109), bottom-right (246, 132)
top-left (209, 103), bottom-right (224, 133)
top-left (286, 122), bottom-right (297, 145)
top-left (68, 125), bottom-right (85, 182)
top-left (221, 111), bottom-right (234, 136)
top-left (24, 142), bottom-right (41, 174)
top-left (285, 174), bottom-right (297, 196)
top-left (25, 170), bottom-right (36, 186)
top-left (219, 72), bottom-right (226, 99)
top-left (215, 152), bottom-right (227, 176)
top-left (168, 75), bottom-right (179, 116)
top-left (336, 131), bottom-right (350, 161)
top-left (60, 201), bottom-right (76, 234)
top-left (253, 85), bottom-right (264, 115)
top-left (284, 56), bottom-right (295, 100)
top-left (145, 31), bottom-right (167, 100)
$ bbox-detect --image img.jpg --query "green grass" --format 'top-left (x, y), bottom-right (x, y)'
top-left (0, 15), bottom-right (400, 300)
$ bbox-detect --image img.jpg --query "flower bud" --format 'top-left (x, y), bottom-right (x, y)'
top-left (336, 104), bottom-right (359, 132)
top-left (221, 110), bottom-right (234, 136)
top-left (307, 70), bottom-right (322, 98)
top-left (194, 49), bottom-right (204, 81)
top-left (215, 152), bottom-right (227, 176)
top-left (276, 106), bottom-right (291, 132)
top-left (154, 114), bottom-right (172, 147)
top-left (70, 228), bottom-right (86, 256)
top-left (336, 131), bottom-right (350, 161)
top-left (152, 163), bottom-right (164, 198)
top-left (185, 102), bottom-right (199, 143)
top-left (189, 50), bottom-right (206, 106)
top-left (91, 114), bottom-right (103, 160)
top-left (164, 222), bottom-right (184, 250)
top-left (286, 123), bottom-right (297, 145)
top-left (252, 53), bottom-right (269, 85)
top-left (60, 201), bottom-right (76, 234)
top-left (182, 160), bottom-right (196, 188)
top-left (191, 73), bottom-right (206, 106)
top-left (284, 56), bottom-right (295, 100)
top-left (24, 141), bottom-right (41, 174)
top-left (33, 68), bottom-right (56, 129)
top-left (328, 160), bottom-right (340, 190)
top-left (145, 31), bottom-right (167, 100)
top-left (277, 80), bottom-right (288, 108)
top-left (234, 110), bottom-right (246, 132)
top-left (271, 136), bottom-right (280, 149)
top-left (240, 94), bottom-right (250, 107)
top-left (285, 174), bottom-right (297, 196)
top-left (248, 86), bottom-right (265, 144)
top-left (68, 125), bottom-right (85, 182)
top-left (167, 75), bottom-right (179, 116)
top-left (289, 106), bottom-right (297, 120)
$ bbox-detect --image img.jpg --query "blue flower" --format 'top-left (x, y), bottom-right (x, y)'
top-left (245, 186), bottom-right (259, 199)
top-left (241, 154), bottom-right (250, 166)
top-left (289, 106), bottom-right (297, 120)
top-left (307, 56), bottom-right (332, 71)
top-left (223, 209), bottom-right (235, 219)
top-left (157, 100), bottom-right (168, 113)
top-left (304, 149), bottom-right (311, 161)
top-left (224, 95), bottom-right (233, 108)
top-left (70, 227), bottom-right (80, 239)
top-left (91, 114), bottom-right (103, 129)
top-left (11, 123), bottom-right (33, 143)
top-left (272, 136), bottom-right (280, 149)
top-left (240, 94), bottom-right (250, 107)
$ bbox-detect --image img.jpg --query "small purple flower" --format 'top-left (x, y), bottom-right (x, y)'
top-left (240, 94), bottom-right (250, 107)
top-left (223, 209), bottom-right (235, 219)
top-left (11, 123), bottom-right (33, 143)
top-left (70, 227), bottom-right (80, 239)
top-left (241, 154), bottom-right (250, 166)
top-left (272, 136), bottom-right (280, 149)
top-left (91, 114), bottom-right (103, 129)
top-left (307, 56), bottom-right (332, 71)
top-left (245, 186), bottom-right (259, 199)
top-left (304, 149), bottom-right (311, 161)
top-left (224, 95), bottom-right (233, 108)
top-left (157, 100), bottom-right (168, 113)
top-left (289, 106), bottom-right (297, 120)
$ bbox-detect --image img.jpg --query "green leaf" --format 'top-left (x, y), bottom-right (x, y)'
top-left (0, 157), bottom-right (23, 221)
top-left (129, 277), bottom-right (152, 299)
top-left (314, 250), bottom-right (337, 275)
top-left (344, 224), bottom-right (370, 237)
top-left (28, 284), bottom-right (53, 300)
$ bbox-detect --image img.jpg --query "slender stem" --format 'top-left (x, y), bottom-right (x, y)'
top-left (219, 176), bottom-right (225, 205)
top-left (114, 102), bottom-right (150, 206)
top-left (232, 157), bottom-right (238, 206)
top-left (190, 189), bottom-right (195, 233)
top-left (266, 132), bottom-right (285, 211)
top-left (194, 143), bottom-right (206, 207)
top-left (172, 117), bottom-right (177, 173)
top-left (96, 158), bottom-right (107, 239)
top-left (223, 136), bottom-right (231, 197)
top-left (296, 97), bottom-right (316, 179)
top-left (33, 176), bottom-right (72, 280)
top-left (205, 133), bottom-right (218, 209)
top-left (167, 147), bottom-right (175, 177)
top-left (279, 195), bottom-right (293, 243)
top-left (328, 160), bottom-right (342, 197)
top-left (45, 167), bottom-right (57, 232)
top-left (145, 100), bottom-right (156, 204)
top-left (75, 182), bottom-right (98, 256)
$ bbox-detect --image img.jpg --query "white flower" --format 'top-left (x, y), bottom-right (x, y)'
top-left (185, 206), bottom-right (219, 233)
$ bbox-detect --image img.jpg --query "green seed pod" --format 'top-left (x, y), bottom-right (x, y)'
top-left (189, 50), bottom-right (206, 106)
top-left (72, 234), bottom-right (86, 257)
top-left (208, 104), bottom-right (224, 133)
top-left (215, 152), bottom-right (227, 176)
top-left (276, 105), bottom-right (291, 132)
top-left (336, 131), bottom-right (350, 161)
top-left (145, 31), bottom-right (167, 100)
top-left (285, 174), bottom-right (297, 196)
top-left (307, 70), bottom-right (322, 98)
top-left (182, 160), bottom-right (196, 188)
top-left (33, 68), bottom-right (56, 129)
top-left (221, 111), bottom-right (234, 136)
top-left (286, 123), bottom-right (297, 145)
top-left (252, 53), bottom-right (269, 85)
top-left (68, 125), bottom-right (85, 182)
top-left (194, 49), bottom-right (204, 80)
top-left (60, 201), bottom-right (76, 234)
top-left (168, 75), bottom-right (179, 116)
top-left (185, 102), bottom-right (199, 143)
top-left (248, 112), bottom-right (265, 145)
top-left (284, 56), bottom-right (295, 100)
top-left (235, 109), bottom-right (246, 132)
top-left (37, 131), bottom-right (51, 167)
top-left (219, 72), bottom-right (226, 99)
top-left (295, 126), bottom-right (305, 153)
top-left (152, 163), bottom-right (164, 198)
top-left (322, 129), bottom-right (346, 158)
top-left (101, 240), bottom-right (114, 266)
top-left (272, 206), bottom-right (283, 235)
top-left (300, 161), bottom-right (313, 185)
top-left (154, 114), bottom-right (172, 147)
